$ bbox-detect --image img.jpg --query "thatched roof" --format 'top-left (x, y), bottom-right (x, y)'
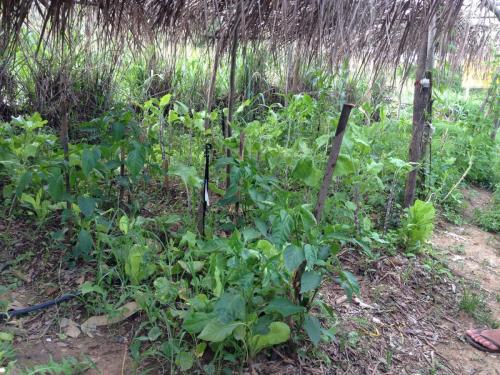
top-left (0, 1), bottom-right (498, 71)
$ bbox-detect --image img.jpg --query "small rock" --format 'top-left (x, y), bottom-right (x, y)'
top-left (60, 318), bottom-right (81, 338)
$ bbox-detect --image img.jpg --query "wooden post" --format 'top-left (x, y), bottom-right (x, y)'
top-left (314, 103), bottom-right (355, 222)
top-left (59, 111), bottom-right (72, 242)
top-left (119, 146), bottom-right (126, 207)
top-left (197, 40), bottom-right (223, 235)
top-left (404, 37), bottom-right (429, 208)
top-left (225, 23), bottom-right (238, 190)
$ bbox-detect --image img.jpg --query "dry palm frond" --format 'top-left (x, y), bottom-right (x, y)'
top-left (0, 1), bottom-right (497, 75)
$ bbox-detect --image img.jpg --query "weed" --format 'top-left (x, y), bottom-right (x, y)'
top-left (459, 288), bottom-right (499, 328)
top-left (474, 188), bottom-right (500, 232)
top-left (451, 244), bottom-right (465, 255)
top-left (402, 200), bottom-right (436, 254)
top-left (17, 356), bottom-right (95, 375)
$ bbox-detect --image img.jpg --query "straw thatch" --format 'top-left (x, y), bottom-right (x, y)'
top-left (1, 1), bottom-right (497, 71)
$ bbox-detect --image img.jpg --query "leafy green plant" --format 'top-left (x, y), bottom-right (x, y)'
top-left (0, 332), bottom-right (16, 369)
top-left (18, 356), bottom-right (95, 375)
top-left (474, 187), bottom-right (500, 232)
top-left (21, 189), bottom-right (51, 222)
top-left (402, 200), bottom-right (436, 253)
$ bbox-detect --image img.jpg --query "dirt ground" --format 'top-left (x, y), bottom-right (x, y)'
top-left (1, 187), bottom-right (499, 374)
top-left (432, 187), bottom-right (499, 375)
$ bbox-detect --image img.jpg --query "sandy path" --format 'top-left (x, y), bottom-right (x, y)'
top-left (432, 187), bottom-right (499, 375)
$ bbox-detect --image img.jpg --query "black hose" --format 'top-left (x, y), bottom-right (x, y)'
top-left (0, 291), bottom-right (80, 322)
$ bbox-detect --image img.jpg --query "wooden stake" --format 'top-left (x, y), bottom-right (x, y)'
top-left (59, 111), bottom-right (72, 243)
top-left (197, 40), bottom-right (223, 235)
top-left (119, 146), bottom-right (126, 207)
top-left (314, 103), bottom-right (355, 222)
top-left (225, 22), bottom-right (238, 190)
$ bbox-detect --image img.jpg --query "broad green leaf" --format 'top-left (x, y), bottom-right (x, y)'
top-left (332, 154), bottom-right (355, 177)
top-left (148, 326), bottom-right (162, 341)
top-left (318, 245), bottom-right (333, 260)
top-left (292, 158), bottom-right (322, 187)
top-left (73, 229), bottom-right (93, 258)
top-left (214, 266), bottom-right (223, 298)
top-left (183, 311), bottom-right (215, 334)
top-left (388, 157), bottom-right (410, 169)
top-left (345, 201), bottom-right (357, 211)
top-left (175, 351), bottom-right (194, 371)
top-left (77, 196), bottom-right (96, 218)
top-left (169, 163), bottom-right (202, 188)
top-left (233, 325), bottom-right (246, 341)
top-left (194, 342), bottom-right (207, 358)
top-left (80, 281), bottom-right (105, 296)
top-left (21, 193), bottom-right (37, 208)
top-left (315, 134), bottom-right (331, 148)
top-left (214, 292), bottom-right (246, 323)
top-left (126, 148), bottom-right (145, 177)
top-left (125, 244), bottom-right (156, 284)
top-left (300, 271), bottom-right (321, 293)
top-left (48, 173), bottom-right (64, 201)
top-left (242, 227), bottom-right (261, 243)
top-left (168, 110), bottom-right (179, 123)
top-left (283, 245), bottom-right (304, 272)
top-left (161, 340), bottom-right (180, 358)
top-left (82, 147), bottom-right (100, 176)
top-left (159, 94), bottom-right (172, 108)
top-left (303, 314), bottom-right (322, 345)
top-left (119, 215), bottom-right (129, 234)
top-left (180, 231), bottom-right (197, 248)
top-left (249, 322), bottom-right (290, 356)
top-left (198, 320), bottom-right (242, 342)
top-left (304, 244), bottom-right (318, 267)
top-left (252, 315), bottom-right (273, 335)
top-left (154, 277), bottom-right (178, 303)
top-left (255, 239), bottom-right (278, 257)
top-left (111, 123), bottom-right (125, 141)
top-left (178, 260), bottom-right (204, 274)
top-left (271, 210), bottom-right (293, 247)
top-left (16, 171), bottom-right (32, 197)
top-left (23, 143), bottom-right (38, 159)
top-left (265, 298), bottom-right (305, 317)
top-left (337, 270), bottom-right (359, 300)
top-left (299, 205), bottom-right (317, 231)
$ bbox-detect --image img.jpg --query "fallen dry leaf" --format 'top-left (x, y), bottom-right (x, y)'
top-left (80, 302), bottom-right (139, 337)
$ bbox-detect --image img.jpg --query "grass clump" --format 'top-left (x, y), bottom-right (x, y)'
top-left (459, 288), bottom-right (499, 328)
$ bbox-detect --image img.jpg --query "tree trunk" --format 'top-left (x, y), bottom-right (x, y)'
top-left (492, 118), bottom-right (499, 140)
top-left (404, 37), bottom-right (429, 208)
top-left (483, 0), bottom-right (500, 21)
top-left (314, 103), bottom-right (355, 222)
